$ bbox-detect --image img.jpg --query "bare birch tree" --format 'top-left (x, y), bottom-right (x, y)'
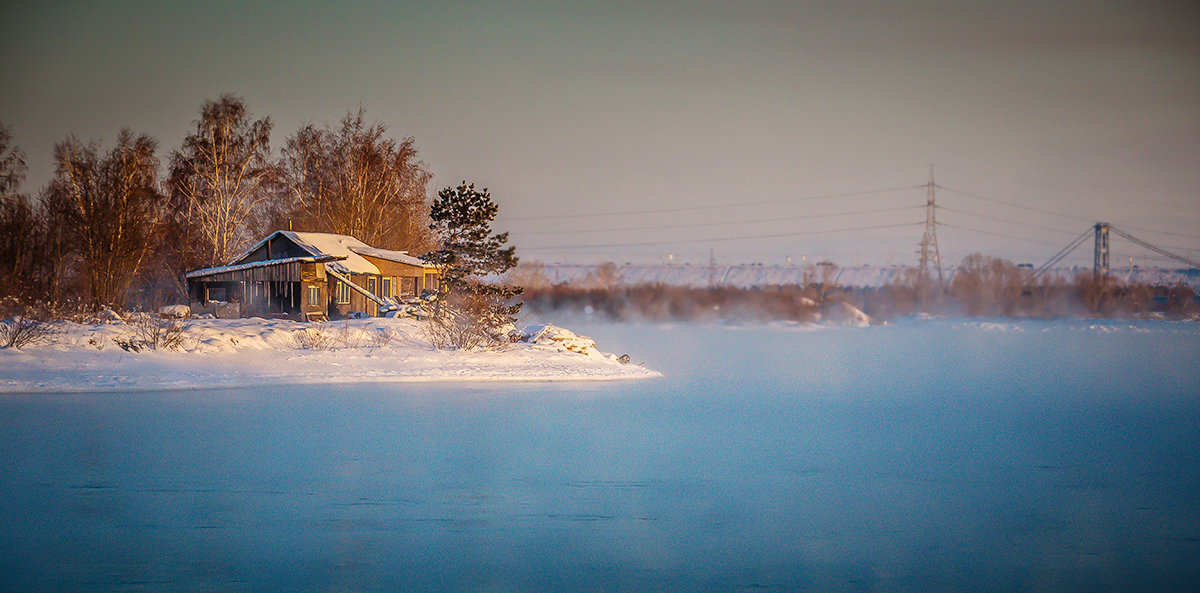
top-left (169, 95), bottom-right (278, 267)
top-left (281, 109), bottom-right (433, 252)
top-left (44, 130), bottom-right (163, 308)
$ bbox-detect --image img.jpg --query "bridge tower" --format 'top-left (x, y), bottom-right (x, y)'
top-left (918, 165), bottom-right (944, 285)
top-left (1093, 222), bottom-right (1110, 281)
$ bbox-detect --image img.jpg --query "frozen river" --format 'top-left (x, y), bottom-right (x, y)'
top-left (2, 319), bottom-right (1198, 591)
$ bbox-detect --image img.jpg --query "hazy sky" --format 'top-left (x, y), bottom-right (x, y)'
top-left (3, 1), bottom-right (1198, 266)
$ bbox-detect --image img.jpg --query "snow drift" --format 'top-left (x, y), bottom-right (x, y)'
top-left (0, 317), bottom-right (660, 393)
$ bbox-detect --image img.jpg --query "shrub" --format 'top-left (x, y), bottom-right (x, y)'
top-left (424, 292), bottom-right (509, 350)
top-left (113, 313), bottom-right (185, 351)
top-left (0, 317), bottom-right (59, 349)
top-left (368, 327), bottom-right (394, 348)
top-left (293, 325), bottom-right (337, 350)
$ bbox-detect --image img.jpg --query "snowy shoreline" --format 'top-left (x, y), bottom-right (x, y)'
top-left (0, 318), bottom-right (661, 394)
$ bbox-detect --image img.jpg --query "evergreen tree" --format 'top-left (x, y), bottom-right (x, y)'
top-left (427, 182), bottom-right (522, 325)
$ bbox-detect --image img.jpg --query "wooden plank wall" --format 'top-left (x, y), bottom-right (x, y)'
top-left (192, 262), bottom-right (306, 283)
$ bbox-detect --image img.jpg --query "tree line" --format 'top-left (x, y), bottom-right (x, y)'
top-left (1, 95), bottom-right (438, 313)
top-left (514, 254), bottom-right (1199, 322)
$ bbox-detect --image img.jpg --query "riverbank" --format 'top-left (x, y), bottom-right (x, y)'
top-left (0, 317), bottom-right (660, 393)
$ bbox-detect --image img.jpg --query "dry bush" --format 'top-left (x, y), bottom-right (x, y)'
top-left (580, 262), bottom-right (622, 290)
top-left (113, 313), bottom-right (185, 351)
top-left (368, 327), bottom-right (394, 348)
top-left (0, 317), bottom-right (60, 349)
top-left (293, 321), bottom-right (387, 350)
top-left (505, 261), bottom-right (553, 291)
top-left (293, 325), bottom-right (337, 350)
top-left (424, 314), bottom-right (495, 350)
top-left (336, 322), bottom-right (366, 349)
top-left (948, 254), bottom-right (1027, 316)
top-left (521, 283), bottom-right (828, 323)
top-left (424, 293), bottom-right (509, 350)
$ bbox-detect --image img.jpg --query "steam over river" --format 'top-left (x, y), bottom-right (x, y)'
top-left (2, 319), bottom-right (1198, 591)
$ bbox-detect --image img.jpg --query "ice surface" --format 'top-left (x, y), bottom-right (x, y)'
top-left (1, 318), bottom-right (1198, 591)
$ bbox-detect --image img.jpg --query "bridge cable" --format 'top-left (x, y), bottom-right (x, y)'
top-left (1029, 228), bottom-right (1094, 281)
top-left (1110, 226), bottom-right (1200, 268)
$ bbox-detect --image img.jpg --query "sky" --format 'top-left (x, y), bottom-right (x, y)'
top-left (2, 1), bottom-right (1198, 267)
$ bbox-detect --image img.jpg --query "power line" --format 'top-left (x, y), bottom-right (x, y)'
top-left (504, 186), bottom-right (916, 222)
top-left (936, 205), bottom-right (1080, 236)
top-left (521, 221), bottom-right (924, 251)
top-left (935, 221), bottom-right (1072, 248)
top-left (939, 185), bottom-right (1095, 224)
top-left (515, 205), bottom-right (923, 236)
top-left (1108, 222), bottom-right (1199, 243)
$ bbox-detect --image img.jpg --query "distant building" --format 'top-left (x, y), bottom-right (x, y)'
top-left (185, 231), bottom-right (439, 320)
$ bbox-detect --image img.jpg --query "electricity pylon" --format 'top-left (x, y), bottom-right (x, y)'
top-left (918, 165), bottom-right (944, 286)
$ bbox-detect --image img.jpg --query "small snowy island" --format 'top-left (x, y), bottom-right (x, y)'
top-left (0, 317), bottom-right (660, 394)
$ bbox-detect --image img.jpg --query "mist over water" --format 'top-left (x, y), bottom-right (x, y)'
top-left (1, 319), bottom-right (1198, 592)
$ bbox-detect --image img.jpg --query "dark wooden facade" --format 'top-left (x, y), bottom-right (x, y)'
top-left (187, 258), bottom-right (331, 320)
top-left (186, 232), bottom-right (438, 320)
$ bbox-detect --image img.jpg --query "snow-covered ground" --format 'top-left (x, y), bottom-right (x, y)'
top-left (0, 317), bottom-right (659, 393)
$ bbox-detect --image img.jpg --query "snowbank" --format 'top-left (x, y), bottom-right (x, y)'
top-left (0, 318), bottom-right (660, 393)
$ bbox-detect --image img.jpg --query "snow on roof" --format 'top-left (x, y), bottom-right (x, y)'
top-left (347, 245), bottom-right (434, 269)
top-left (185, 256), bottom-right (339, 279)
top-left (284, 231), bottom-right (380, 275)
top-left (234, 231), bottom-right (433, 276)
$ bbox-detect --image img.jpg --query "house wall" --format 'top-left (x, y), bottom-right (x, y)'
top-left (189, 232), bottom-right (439, 320)
top-left (329, 273), bottom-right (376, 318)
top-left (188, 261), bottom-right (328, 320)
top-left (358, 254), bottom-right (437, 297)
top-left (240, 235), bottom-right (310, 264)
top-left (299, 262), bottom-right (327, 320)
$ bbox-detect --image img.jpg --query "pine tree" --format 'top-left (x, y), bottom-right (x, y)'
top-left (426, 182), bottom-right (522, 326)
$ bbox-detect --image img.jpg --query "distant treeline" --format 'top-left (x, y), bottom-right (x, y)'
top-left (0, 95), bottom-right (432, 316)
top-left (512, 257), bottom-right (1200, 322)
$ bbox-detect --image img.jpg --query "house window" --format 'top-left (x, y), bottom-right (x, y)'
top-left (401, 276), bottom-right (417, 298)
top-left (368, 276), bottom-right (378, 296)
top-left (206, 286), bottom-right (227, 302)
top-left (308, 285), bottom-right (320, 306)
top-left (381, 277), bottom-right (392, 299)
top-left (337, 281), bottom-right (351, 304)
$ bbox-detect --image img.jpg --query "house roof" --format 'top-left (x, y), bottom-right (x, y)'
top-left (234, 231), bottom-right (435, 276)
top-left (185, 255), bottom-right (342, 279)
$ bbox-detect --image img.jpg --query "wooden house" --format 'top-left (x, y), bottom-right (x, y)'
top-left (185, 231), bottom-right (439, 320)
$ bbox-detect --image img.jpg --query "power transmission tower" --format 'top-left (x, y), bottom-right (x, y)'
top-left (1093, 222), bottom-right (1110, 282)
top-left (708, 248), bottom-right (716, 288)
top-left (918, 165), bottom-right (944, 285)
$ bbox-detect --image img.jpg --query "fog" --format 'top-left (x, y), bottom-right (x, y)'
top-left (2, 319), bottom-right (1198, 591)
